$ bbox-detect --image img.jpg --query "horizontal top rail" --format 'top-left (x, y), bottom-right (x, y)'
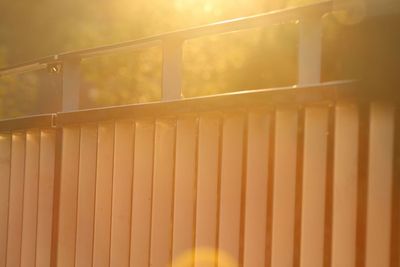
top-left (0, 0), bottom-right (332, 77)
top-left (0, 114), bottom-right (55, 132)
top-left (0, 80), bottom-right (351, 130)
top-left (2, 79), bottom-right (400, 130)
top-left (55, 80), bottom-right (357, 125)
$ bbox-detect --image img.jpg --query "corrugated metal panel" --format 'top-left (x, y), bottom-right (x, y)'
top-left (6, 132), bottom-right (26, 266)
top-left (0, 134), bottom-right (11, 267)
top-left (36, 129), bottom-right (56, 267)
top-left (110, 121), bottom-right (135, 266)
top-left (365, 103), bottom-right (395, 267)
top-left (331, 103), bottom-right (359, 266)
top-left (21, 130), bottom-right (40, 267)
top-left (300, 106), bottom-right (329, 267)
top-left (271, 108), bottom-right (299, 267)
top-left (0, 128), bottom-right (56, 267)
top-left (150, 119), bottom-right (176, 267)
top-left (0, 90), bottom-right (398, 267)
top-left (194, 115), bottom-right (220, 266)
top-left (130, 120), bottom-right (154, 267)
top-left (172, 117), bottom-right (198, 260)
top-left (52, 101), bottom-right (398, 267)
top-left (92, 122), bottom-right (114, 266)
top-left (57, 126), bottom-right (80, 267)
top-left (243, 111), bottom-right (270, 267)
top-left (75, 124), bottom-right (98, 267)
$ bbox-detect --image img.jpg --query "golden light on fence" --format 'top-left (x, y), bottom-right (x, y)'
top-left (171, 248), bottom-right (238, 267)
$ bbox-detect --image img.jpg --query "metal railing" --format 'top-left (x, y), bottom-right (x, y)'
top-left (0, 1), bottom-right (331, 110)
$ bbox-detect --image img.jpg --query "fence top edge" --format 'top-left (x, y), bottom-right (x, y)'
top-left (2, 79), bottom-right (398, 130)
top-left (0, 114), bottom-right (55, 132)
top-left (56, 80), bottom-right (358, 126)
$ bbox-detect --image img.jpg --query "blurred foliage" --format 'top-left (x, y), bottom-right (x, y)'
top-left (0, 49), bottom-right (39, 118)
top-left (183, 24), bottom-right (299, 97)
top-left (0, 73), bottom-right (38, 118)
top-left (0, 0), bottom-right (399, 117)
top-left (81, 48), bottom-right (162, 107)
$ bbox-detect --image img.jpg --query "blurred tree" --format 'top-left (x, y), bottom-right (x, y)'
top-left (0, 48), bottom-right (39, 118)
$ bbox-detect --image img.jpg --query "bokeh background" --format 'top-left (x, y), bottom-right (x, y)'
top-left (0, 0), bottom-right (398, 118)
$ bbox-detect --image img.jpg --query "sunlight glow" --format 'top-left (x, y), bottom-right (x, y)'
top-left (171, 247), bottom-right (238, 267)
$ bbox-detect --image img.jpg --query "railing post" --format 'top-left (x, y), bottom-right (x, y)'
top-left (298, 16), bottom-right (322, 85)
top-left (162, 38), bottom-right (183, 101)
top-left (62, 58), bottom-right (81, 111)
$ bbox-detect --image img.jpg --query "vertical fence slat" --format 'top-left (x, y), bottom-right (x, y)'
top-left (75, 125), bottom-right (98, 267)
top-left (110, 120), bottom-right (134, 267)
top-left (130, 121), bottom-right (155, 267)
top-left (0, 133), bottom-right (11, 267)
top-left (365, 103), bottom-right (395, 267)
top-left (92, 122), bottom-right (114, 267)
top-left (172, 117), bottom-right (197, 262)
top-left (218, 114), bottom-right (245, 265)
top-left (36, 129), bottom-right (56, 267)
top-left (393, 108), bottom-right (400, 267)
top-left (300, 106), bottom-right (328, 267)
top-left (271, 108), bottom-right (298, 267)
top-left (6, 132), bottom-right (26, 267)
top-left (150, 119), bottom-right (176, 267)
top-left (57, 127), bottom-right (80, 267)
top-left (243, 112), bottom-right (270, 267)
top-left (21, 130), bottom-right (40, 267)
top-left (331, 103), bottom-right (359, 267)
top-left (194, 116), bottom-right (220, 266)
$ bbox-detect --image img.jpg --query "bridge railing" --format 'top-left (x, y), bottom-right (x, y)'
top-left (0, 0), bottom-right (331, 110)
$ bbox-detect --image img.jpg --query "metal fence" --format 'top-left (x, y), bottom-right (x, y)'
top-left (0, 116), bottom-right (56, 267)
top-left (0, 1), bottom-right (399, 266)
top-left (0, 82), bottom-right (399, 267)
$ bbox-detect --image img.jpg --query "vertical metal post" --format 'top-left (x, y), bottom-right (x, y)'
top-left (298, 16), bottom-right (322, 85)
top-left (62, 58), bottom-right (81, 111)
top-left (162, 38), bottom-right (183, 101)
